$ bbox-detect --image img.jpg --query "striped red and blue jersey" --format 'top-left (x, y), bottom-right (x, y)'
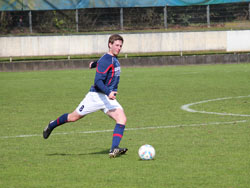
top-left (90, 53), bottom-right (121, 96)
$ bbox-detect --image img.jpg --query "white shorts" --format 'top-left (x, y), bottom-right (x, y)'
top-left (75, 92), bottom-right (123, 116)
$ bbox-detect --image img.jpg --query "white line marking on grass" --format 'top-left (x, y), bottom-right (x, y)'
top-left (177, 72), bottom-right (199, 75)
top-left (181, 95), bottom-right (250, 117)
top-left (0, 120), bottom-right (247, 139)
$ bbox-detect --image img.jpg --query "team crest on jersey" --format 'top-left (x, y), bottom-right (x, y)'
top-left (115, 67), bottom-right (121, 76)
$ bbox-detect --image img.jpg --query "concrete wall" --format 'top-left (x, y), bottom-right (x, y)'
top-left (122, 31), bottom-right (227, 53)
top-left (227, 30), bottom-right (250, 52)
top-left (0, 30), bottom-right (250, 57)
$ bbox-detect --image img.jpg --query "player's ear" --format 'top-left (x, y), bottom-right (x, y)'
top-left (108, 42), bottom-right (112, 49)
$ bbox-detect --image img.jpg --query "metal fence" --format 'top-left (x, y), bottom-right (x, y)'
top-left (0, 2), bottom-right (250, 35)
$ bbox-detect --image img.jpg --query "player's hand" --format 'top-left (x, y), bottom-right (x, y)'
top-left (108, 91), bottom-right (117, 100)
top-left (89, 61), bottom-right (97, 69)
top-left (89, 61), bottom-right (94, 69)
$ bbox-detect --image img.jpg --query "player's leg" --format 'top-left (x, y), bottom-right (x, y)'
top-left (107, 108), bottom-right (127, 125)
top-left (68, 111), bottom-right (84, 122)
top-left (107, 108), bottom-right (128, 157)
top-left (43, 92), bottom-right (101, 139)
top-left (43, 111), bottom-right (84, 139)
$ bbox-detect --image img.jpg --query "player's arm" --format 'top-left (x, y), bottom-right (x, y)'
top-left (95, 76), bottom-right (117, 100)
top-left (94, 62), bottom-right (113, 97)
top-left (89, 60), bottom-right (97, 69)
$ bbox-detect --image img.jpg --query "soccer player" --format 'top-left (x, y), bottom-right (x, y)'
top-left (43, 34), bottom-right (128, 158)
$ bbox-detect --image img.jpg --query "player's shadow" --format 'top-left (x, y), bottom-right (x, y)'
top-left (46, 149), bottom-right (109, 156)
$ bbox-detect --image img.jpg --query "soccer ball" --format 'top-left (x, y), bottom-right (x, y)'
top-left (138, 144), bottom-right (155, 160)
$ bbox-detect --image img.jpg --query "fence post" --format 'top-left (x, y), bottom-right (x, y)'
top-left (76, 9), bottom-right (79, 32)
top-left (164, 6), bottom-right (167, 29)
top-left (249, 3), bottom-right (250, 20)
top-left (206, 5), bottom-right (210, 28)
top-left (120, 8), bottom-right (124, 30)
top-left (29, 11), bottom-right (32, 33)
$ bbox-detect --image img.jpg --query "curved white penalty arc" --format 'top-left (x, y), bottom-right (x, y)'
top-left (181, 95), bottom-right (250, 117)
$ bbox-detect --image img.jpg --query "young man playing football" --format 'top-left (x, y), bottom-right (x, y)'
top-left (43, 34), bottom-right (127, 158)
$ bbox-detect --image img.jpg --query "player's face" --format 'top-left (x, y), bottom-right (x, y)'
top-left (109, 40), bottom-right (123, 56)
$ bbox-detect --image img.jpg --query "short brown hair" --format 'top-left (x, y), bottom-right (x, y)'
top-left (108, 34), bottom-right (123, 47)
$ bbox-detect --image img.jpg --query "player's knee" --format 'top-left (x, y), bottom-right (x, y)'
top-left (123, 116), bottom-right (127, 125)
top-left (108, 108), bottom-right (127, 125)
top-left (117, 115), bottom-right (127, 125)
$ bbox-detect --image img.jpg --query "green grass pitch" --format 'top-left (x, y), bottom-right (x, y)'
top-left (0, 63), bottom-right (250, 187)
